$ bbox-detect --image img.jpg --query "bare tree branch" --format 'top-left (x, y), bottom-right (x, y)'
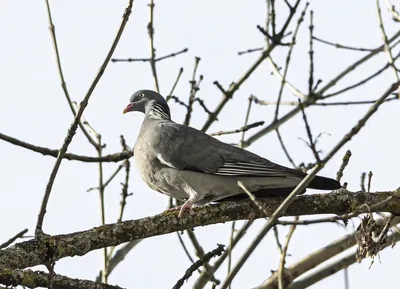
top-left (209, 121), bottom-right (265, 136)
top-left (35, 0), bottom-right (136, 235)
top-left (286, 230), bottom-right (399, 289)
top-left (0, 229), bottom-right (28, 249)
top-left (0, 132), bottom-right (132, 162)
top-left (256, 216), bottom-right (400, 289)
top-left (243, 31), bottom-right (400, 147)
top-left (312, 36), bottom-right (376, 52)
top-left (376, 0), bottom-right (400, 80)
top-left (111, 48), bottom-right (188, 63)
top-left (1, 190), bottom-right (399, 272)
top-left (44, 0), bottom-right (100, 149)
top-left (0, 269), bottom-right (123, 289)
top-left (172, 244), bottom-right (225, 289)
top-left (278, 219), bottom-right (297, 289)
top-left (219, 80), bottom-right (400, 289)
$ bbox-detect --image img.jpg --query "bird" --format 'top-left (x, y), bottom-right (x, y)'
top-left (123, 90), bottom-right (341, 217)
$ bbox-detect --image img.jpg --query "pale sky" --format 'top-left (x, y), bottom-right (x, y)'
top-left (1, 0), bottom-right (399, 288)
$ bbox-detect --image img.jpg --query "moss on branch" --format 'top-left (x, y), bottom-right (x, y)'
top-left (0, 190), bottom-right (399, 272)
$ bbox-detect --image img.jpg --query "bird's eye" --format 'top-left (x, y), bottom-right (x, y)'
top-left (138, 92), bottom-right (145, 98)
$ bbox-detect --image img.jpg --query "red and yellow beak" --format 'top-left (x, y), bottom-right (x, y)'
top-left (123, 103), bottom-right (133, 114)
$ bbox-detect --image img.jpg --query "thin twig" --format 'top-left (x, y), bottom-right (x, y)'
top-left (239, 96), bottom-right (254, 148)
top-left (209, 121), bottom-right (265, 136)
top-left (275, 129), bottom-right (296, 168)
top-left (35, 0), bottom-right (135, 235)
top-left (336, 150), bottom-right (352, 182)
top-left (96, 136), bottom-right (108, 283)
top-left (118, 136), bottom-right (131, 222)
top-left (298, 99), bottom-right (320, 162)
top-left (148, 0), bottom-right (159, 92)
top-left (238, 47), bottom-right (264, 55)
top-left (44, 0), bottom-right (99, 149)
top-left (376, 0), bottom-right (400, 80)
top-left (308, 11), bottom-right (315, 96)
top-left (278, 218), bottom-right (298, 289)
top-left (312, 36), bottom-right (376, 52)
top-left (367, 171), bottom-right (373, 193)
top-left (0, 132), bottom-right (133, 163)
top-left (227, 221), bottom-right (235, 289)
top-left (156, 48), bottom-right (188, 62)
top-left (167, 67), bottom-right (184, 98)
top-left (317, 30), bottom-right (400, 95)
top-left (184, 57), bottom-right (202, 126)
top-left (176, 232), bottom-right (197, 264)
top-left (88, 159), bottom-right (129, 192)
top-left (274, 3), bottom-right (309, 121)
top-left (172, 244), bottom-right (225, 289)
top-left (111, 48), bottom-right (188, 62)
top-left (361, 172), bottom-right (366, 191)
top-left (270, 0), bottom-right (277, 36)
top-left (106, 161), bottom-right (129, 188)
top-left (383, 0), bottom-right (400, 21)
top-left (192, 98), bottom-right (211, 116)
top-left (322, 50), bottom-right (400, 98)
top-left (376, 214), bottom-right (395, 243)
top-left (252, 95), bottom-right (399, 106)
top-left (237, 181), bottom-right (269, 215)
top-left (267, 56), bottom-right (307, 99)
top-left (0, 229), bottom-right (28, 249)
top-left (273, 226), bottom-right (283, 254)
top-left (167, 96), bottom-right (188, 108)
top-left (265, 0), bottom-right (271, 46)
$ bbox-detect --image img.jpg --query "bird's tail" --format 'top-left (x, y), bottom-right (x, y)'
top-left (308, 175), bottom-right (341, 190)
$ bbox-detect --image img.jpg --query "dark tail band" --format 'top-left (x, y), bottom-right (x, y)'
top-left (308, 175), bottom-right (341, 190)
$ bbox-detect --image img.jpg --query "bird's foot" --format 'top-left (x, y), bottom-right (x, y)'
top-left (167, 201), bottom-right (195, 218)
top-left (178, 200), bottom-right (195, 218)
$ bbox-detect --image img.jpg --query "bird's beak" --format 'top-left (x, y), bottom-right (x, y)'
top-left (123, 103), bottom-right (133, 114)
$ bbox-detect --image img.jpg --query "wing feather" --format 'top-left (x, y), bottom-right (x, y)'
top-left (154, 121), bottom-right (302, 179)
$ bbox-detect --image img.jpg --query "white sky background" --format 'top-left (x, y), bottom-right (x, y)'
top-left (1, 0), bottom-right (400, 288)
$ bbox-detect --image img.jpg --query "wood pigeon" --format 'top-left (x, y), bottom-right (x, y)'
top-left (123, 90), bottom-right (340, 217)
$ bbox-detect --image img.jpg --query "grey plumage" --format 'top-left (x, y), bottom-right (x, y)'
top-left (123, 90), bottom-right (341, 217)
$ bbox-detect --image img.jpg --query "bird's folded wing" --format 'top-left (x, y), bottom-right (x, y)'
top-left (156, 123), bottom-right (301, 178)
top-left (214, 161), bottom-right (286, 176)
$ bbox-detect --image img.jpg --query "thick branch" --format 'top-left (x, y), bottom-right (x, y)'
top-left (1, 190), bottom-right (399, 271)
top-left (0, 269), bottom-right (122, 289)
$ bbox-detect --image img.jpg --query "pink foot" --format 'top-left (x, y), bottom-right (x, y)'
top-left (167, 205), bottom-right (183, 212)
top-left (167, 201), bottom-right (195, 218)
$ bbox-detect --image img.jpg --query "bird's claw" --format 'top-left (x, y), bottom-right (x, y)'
top-left (167, 201), bottom-right (195, 218)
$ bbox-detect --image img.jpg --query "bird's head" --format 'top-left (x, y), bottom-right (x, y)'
top-left (123, 90), bottom-right (169, 116)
